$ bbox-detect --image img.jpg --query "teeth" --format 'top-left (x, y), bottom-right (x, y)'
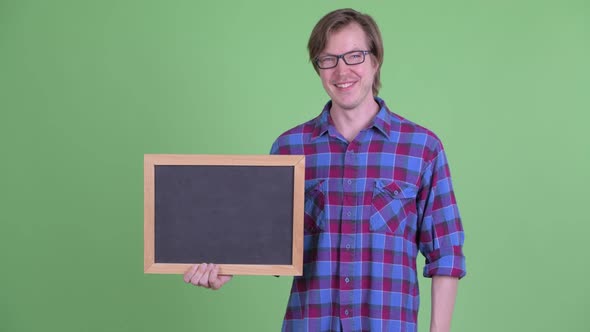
top-left (336, 82), bottom-right (354, 88)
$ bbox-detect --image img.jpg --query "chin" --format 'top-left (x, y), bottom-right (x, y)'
top-left (337, 103), bottom-right (361, 111)
top-left (333, 98), bottom-right (361, 110)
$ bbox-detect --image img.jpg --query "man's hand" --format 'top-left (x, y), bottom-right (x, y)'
top-left (183, 263), bottom-right (233, 290)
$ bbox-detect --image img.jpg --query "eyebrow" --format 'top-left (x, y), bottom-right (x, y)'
top-left (319, 49), bottom-right (365, 57)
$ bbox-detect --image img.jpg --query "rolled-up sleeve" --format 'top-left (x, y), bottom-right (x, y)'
top-left (417, 147), bottom-right (466, 279)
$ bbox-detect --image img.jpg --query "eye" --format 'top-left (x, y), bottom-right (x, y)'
top-left (318, 56), bottom-right (336, 66)
top-left (348, 52), bottom-right (362, 59)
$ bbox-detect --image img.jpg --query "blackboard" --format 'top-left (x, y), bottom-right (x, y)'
top-left (144, 154), bottom-right (304, 276)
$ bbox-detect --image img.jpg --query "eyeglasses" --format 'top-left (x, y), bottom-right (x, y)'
top-left (314, 50), bottom-right (372, 69)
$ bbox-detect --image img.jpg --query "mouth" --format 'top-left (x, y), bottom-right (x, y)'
top-left (334, 81), bottom-right (356, 89)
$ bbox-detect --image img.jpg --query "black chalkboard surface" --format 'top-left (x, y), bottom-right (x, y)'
top-left (144, 154), bottom-right (304, 276)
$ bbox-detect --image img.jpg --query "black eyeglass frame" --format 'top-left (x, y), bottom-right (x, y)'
top-left (314, 50), bottom-right (372, 69)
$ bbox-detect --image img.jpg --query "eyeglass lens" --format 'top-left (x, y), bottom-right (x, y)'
top-left (317, 51), bottom-right (367, 69)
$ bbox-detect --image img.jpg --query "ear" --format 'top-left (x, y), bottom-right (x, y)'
top-left (369, 54), bottom-right (379, 71)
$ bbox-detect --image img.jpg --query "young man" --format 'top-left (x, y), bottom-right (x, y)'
top-left (185, 8), bottom-right (466, 332)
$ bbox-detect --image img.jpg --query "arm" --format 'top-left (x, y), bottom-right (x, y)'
top-left (430, 276), bottom-right (459, 332)
top-left (416, 144), bottom-right (465, 331)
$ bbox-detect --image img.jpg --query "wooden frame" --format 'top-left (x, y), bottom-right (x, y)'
top-left (144, 154), bottom-right (305, 276)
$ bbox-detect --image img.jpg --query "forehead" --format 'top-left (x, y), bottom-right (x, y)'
top-left (322, 23), bottom-right (369, 55)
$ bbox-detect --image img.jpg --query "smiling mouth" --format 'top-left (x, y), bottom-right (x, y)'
top-left (335, 82), bottom-right (355, 89)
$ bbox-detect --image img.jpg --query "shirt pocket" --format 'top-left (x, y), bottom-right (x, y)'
top-left (303, 179), bottom-right (326, 234)
top-left (370, 180), bottom-right (419, 234)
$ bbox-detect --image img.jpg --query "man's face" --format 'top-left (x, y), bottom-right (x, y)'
top-left (318, 23), bottom-right (378, 112)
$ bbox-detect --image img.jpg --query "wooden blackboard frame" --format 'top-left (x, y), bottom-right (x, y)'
top-left (144, 154), bottom-right (305, 276)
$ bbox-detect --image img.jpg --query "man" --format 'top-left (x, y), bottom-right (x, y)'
top-left (184, 8), bottom-right (466, 332)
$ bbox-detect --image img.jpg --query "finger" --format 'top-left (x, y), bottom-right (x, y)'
top-left (220, 274), bottom-right (233, 286)
top-left (183, 264), bottom-right (200, 284)
top-left (209, 265), bottom-right (221, 290)
top-left (210, 266), bottom-right (233, 290)
top-left (190, 263), bottom-right (208, 286)
top-left (198, 263), bottom-right (214, 287)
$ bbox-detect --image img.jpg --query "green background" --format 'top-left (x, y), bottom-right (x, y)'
top-left (1, 0), bottom-right (589, 331)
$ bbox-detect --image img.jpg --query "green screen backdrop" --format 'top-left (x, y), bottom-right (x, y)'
top-left (1, 0), bottom-right (589, 331)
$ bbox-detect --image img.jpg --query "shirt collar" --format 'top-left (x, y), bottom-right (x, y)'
top-left (371, 97), bottom-right (392, 139)
top-left (310, 101), bottom-right (332, 140)
top-left (311, 97), bottom-right (391, 140)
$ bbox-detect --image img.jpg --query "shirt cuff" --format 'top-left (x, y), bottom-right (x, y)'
top-left (423, 246), bottom-right (466, 279)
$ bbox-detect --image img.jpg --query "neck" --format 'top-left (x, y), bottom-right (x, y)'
top-left (330, 99), bottom-right (380, 142)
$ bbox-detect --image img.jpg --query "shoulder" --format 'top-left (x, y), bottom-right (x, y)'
top-left (277, 116), bottom-right (318, 140)
top-left (385, 108), bottom-right (445, 163)
top-left (270, 116), bottom-right (320, 155)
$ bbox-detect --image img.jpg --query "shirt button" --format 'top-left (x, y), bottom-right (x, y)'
top-left (347, 211), bottom-right (351, 217)
top-left (394, 190), bottom-right (399, 195)
top-left (347, 179), bottom-right (352, 185)
top-left (345, 277), bottom-right (350, 283)
top-left (346, 244), bottom-right (351, 249)
top-left (345, 309), bottom-right (349, 316)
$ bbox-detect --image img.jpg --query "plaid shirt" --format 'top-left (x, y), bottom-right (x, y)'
top-left (270, 98), bottom-right (466, 332)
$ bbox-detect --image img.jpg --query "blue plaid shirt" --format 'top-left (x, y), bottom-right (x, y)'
top-left (270, 98), bottom-right (466, 332)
